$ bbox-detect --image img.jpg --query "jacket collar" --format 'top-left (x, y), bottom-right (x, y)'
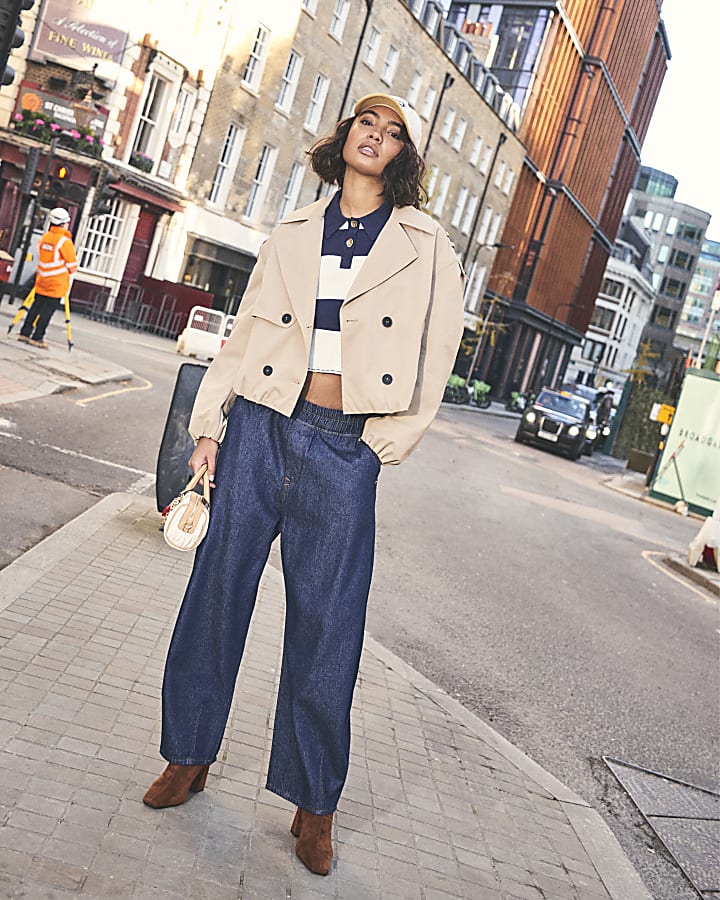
top-left (276, 197), bottom-right (435, 321)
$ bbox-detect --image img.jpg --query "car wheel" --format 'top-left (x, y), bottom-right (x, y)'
top-left (570, 445), bottom-right (583, 461)
top-left (514, 430), bottom-right (524, 444)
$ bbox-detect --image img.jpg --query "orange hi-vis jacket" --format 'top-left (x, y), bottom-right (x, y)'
top-left (35, 226), bottom-right (78, 299)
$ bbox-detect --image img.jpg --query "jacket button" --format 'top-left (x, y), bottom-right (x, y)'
top-left (382, 316), bottom-right (393, 327)
top-left (263, 365), bottom-right (273, 376)
top-left (281, 313), bottom-right (292, 323)
top-left (382, 373), bottom-right (393, 385)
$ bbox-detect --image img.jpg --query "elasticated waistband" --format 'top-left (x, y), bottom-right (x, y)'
top-left (292, 398), bottom-right (368, 436)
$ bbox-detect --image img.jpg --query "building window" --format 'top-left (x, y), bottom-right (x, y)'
top-left (364, 27), bottom-right (381, 68)
top-left (79, 201), bottom-right (127, 275)
top-left (487, 212), bottom-right (502, 244)
top-left (245, 144), bottom-right (277, 219)
top-left (660, 277), bottom-right (686, 301)
top-left (466, 264), bottom-right (487, 314)
top-left (469, 136), bottom-right (483, 167)
top-left (421, 85), bottom-right (437, 120)
top-left (131, 73), bottom-right (168, 161)
top-left (407, 70), bottom-right (422, 107)
top-left (476, 206), bottom-right (492, 244)
top-left (590, 305), bottom-right (615, 332)
top-left (276, 50), bottom-right (303, 112)
top-left (432, 173), bottom-right (451, 216)
top-left (279, 162), bottom-right (306, 219)
top-left (209, 123), bottom-right (244, 207)
top-left (503, 168), bottom-right (515, 194)
top-left (665, 215), bottom-right (677, 236)
top-left (676, 222), bottom-right (703, 243)
top-left (424, 164), bottom-right (439, 207)
top-left (494, 160), bottom-right (506, 188)
top-left (479, 144), bottom-right (493, 174)
top-left (451, 186), bottom-right (468, 228)
top-left (243, 24), bottom-right (270, 91)
top-left (302, 0), bottom-right (318, 14)
top-left (439, 107), bottom-right (456, 141)
top-left (380, 44), bottom-right (399, 86)
top-left (329, 0), bottom-right (350, 40)
top-left (305, 73), bottom-right (329, 132)
top-left (602, 278), bottom-right (624, 298)
top-left (451, 117), bottom-right (467, 151)
top-left (461, 193), bottom-right (478, 234)
top-left (169, 88), bottom-right (194, 138)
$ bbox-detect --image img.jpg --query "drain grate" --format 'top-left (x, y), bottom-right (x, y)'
top-left (604, 757), bottom-right (720, 898)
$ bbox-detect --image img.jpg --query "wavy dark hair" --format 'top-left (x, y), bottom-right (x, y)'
top-left (308, 116), bottom-right (426, 209)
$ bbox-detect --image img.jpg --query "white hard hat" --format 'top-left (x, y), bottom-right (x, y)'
top-left (49, 207), bottom-right (71, 225)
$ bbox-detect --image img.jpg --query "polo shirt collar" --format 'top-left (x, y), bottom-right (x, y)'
top-left (324, 191), bottom-right (392, 240)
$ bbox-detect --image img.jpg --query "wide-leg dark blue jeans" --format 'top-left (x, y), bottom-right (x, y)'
top-left (160, 397), bottom-right (380, 815)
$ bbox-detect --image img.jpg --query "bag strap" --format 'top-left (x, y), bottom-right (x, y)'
top-left (181, 464), bottom-right (211, 505)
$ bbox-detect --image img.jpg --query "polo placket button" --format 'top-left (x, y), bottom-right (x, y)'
top-left (382, 374), bottom-right (393, 385)
top-left (263, 365), bottom-right (273, 376)
top-left (382, 316), bottom-right (393, 327)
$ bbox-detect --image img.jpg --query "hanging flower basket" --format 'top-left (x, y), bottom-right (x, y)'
top-left (12, 109), bottom-right (104, 159)
top-left (129, 150), bottom-right (154, 173)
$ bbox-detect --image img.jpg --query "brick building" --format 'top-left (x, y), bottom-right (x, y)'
top-left (155, 0), bottom-right (526, 320)
top-left (447, 0), bottom-right (671, 397)
top-left (0, 0), bottom-right (230, 326)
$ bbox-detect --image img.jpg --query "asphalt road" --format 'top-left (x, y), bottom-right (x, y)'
top-left (0, 316), bottom-right (717, 899)
top-left (369, 405), bottom-right (717, 900)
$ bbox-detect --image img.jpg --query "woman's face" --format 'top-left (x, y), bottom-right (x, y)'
top-left (342, 106), bottom-right (407, 177)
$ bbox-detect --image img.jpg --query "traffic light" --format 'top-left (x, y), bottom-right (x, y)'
top-left (0, 0), bottom-right (35, 89)
top-left (90, 168), bottom-right (116, 217)
top-left (48, 161), bottom-right (73, 199)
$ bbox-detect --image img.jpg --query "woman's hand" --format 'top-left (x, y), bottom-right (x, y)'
top-left (189, 437), bottom-right (219, 486)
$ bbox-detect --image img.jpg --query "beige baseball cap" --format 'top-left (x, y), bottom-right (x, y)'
top-left (353, 93), bottom-right (423, 151)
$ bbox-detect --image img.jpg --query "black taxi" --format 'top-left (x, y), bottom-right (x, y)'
top-left (514, 388), bottom-right (593, 460)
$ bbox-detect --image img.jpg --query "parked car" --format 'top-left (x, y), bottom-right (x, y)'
top-left (514, 388), bottom-right (594, 460)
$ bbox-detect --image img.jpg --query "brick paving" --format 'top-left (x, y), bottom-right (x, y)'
top-left (0, 494), bottom-right (652, 899)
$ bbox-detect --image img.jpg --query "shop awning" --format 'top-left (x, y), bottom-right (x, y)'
top-left (111, 181), bottom-right (184, 214)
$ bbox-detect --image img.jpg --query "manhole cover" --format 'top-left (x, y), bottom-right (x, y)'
top-left (604, 757), bottom-right (720, 898)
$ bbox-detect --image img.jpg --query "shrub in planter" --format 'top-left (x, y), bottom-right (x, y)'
top-left (129, 150), bottom-right (154, 173)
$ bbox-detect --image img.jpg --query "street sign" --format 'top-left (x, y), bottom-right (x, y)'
top-left (649, 402), bottom-right (675, 425)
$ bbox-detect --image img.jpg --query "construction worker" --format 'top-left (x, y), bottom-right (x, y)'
top-left (18, 207), bottom-right (77, 349)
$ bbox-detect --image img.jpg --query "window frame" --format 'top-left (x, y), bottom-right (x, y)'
top-left (304, 72), bottom-right (330, 133)
top-left (329, 0), bottom-right (351, 41)
top-left (364, 26), bottom-right (381, 69)
top-left (244, 143), bottom-right (278, 220)
top-left (276, 49), bottom-right (303, 113)
top-left (208, 122), bottom-right (245, 208)
top-left (242, 23), bottom-right (271, 92)
top-left (278, 161), bottom-right (307, 219)
top-left (380, 44), bottom-right (399, 86)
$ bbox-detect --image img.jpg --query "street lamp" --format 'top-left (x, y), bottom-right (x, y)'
top-left (464, 250), bottom-right (515, 384)
top-left (462, 131), bottom-right (506, 269)
top-left (315, 0), bottom-right (373, 201)
top-left (423, 72), bottom-right (454, 157)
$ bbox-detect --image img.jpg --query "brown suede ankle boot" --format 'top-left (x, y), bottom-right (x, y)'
top-left (290, 807), bottom-right (302, 837)
top-left (143, 763), bottom-right (210, 809)
top-left (295, 810), bottom-right (333, 875)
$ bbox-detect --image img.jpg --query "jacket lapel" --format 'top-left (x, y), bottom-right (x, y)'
top-left (275, 198), bottom-right (328, 330)
top-left (345, 208), bottom-right (421, 304)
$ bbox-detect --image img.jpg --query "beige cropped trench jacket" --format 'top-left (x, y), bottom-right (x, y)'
top-left (189, 195), bottom-right (465, 465)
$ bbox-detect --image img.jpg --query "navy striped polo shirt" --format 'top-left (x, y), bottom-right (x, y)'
top-left (308, 191), bottom-right (392, 374)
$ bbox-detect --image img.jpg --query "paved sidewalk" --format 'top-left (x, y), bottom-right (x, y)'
top-left (0, 493), bottom-right (653, 900)
top-left (0, 306), bottom-right (131, 404)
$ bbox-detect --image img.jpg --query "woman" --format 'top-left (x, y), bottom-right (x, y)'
top-left (144, 93), bottom-right (464, 876)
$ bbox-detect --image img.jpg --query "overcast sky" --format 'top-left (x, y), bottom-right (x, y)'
top-left (640, 2), bottom-right (718, 241)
